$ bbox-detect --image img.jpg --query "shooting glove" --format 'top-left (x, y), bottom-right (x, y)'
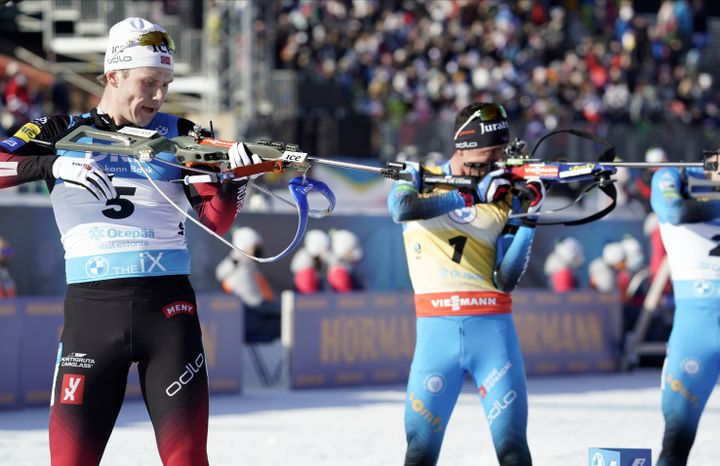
top-left (52, 156), bottom-right (117, 201)
top-left (228, 142), bottom-right (263, 181)
top-left (476, 168), bottom-right (512, 203)
top-left (399, 162), bottom-right (421, 190)
top-left (524, 178), bottom-right (546, 217)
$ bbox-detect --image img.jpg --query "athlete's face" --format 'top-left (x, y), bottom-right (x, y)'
top-left (451, 144), bottom-right (505, 177)
top-left (708, 155), bottom-right (720, 182)
top-left (109, 67), bottom-right (173, 127)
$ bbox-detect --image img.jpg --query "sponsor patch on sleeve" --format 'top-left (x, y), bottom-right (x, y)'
top-left (0, 137), bottom-right (25, 152)
top-left (13, 122), bottom-right (42, 143)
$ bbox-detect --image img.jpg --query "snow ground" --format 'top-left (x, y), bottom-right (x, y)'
top-left (1, 369), bottom-right (719, 465)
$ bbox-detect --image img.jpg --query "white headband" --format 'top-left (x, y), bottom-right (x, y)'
top-left (104, 17), bottom-right (174, 74)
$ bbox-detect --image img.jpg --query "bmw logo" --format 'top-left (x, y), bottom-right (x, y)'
top-left (692, 280), bottom-right (713, 297)
top-left (85, 256), bottom-right (110, 278)
top-left (448, 206), bottom-right (476, 224)
top-left (424, 374), bottom-right (446, 395)
top-left (682, 358), bottom-right (701, 375)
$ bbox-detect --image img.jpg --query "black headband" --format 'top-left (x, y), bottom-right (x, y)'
top-left (454, 119), bottom-right (509, 149)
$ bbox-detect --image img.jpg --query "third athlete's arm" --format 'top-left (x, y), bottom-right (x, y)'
top-left (651, 168), bottom-right (720, 224)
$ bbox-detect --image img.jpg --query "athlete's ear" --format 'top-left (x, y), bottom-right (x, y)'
top-left (106, 71), bottom-right (120, 88)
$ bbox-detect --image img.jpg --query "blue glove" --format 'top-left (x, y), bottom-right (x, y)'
top-left (399, 162), bottom-right (421, 190)
top-left (476, 168), bottom-right (511, 203)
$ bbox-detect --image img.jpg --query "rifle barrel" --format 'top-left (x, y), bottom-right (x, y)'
top-left (305, 157), bottom-right (412, 181)
top-left (601, 161), bottom-right (703, 168)
top-left (306, 156), bottom-right (387, 174)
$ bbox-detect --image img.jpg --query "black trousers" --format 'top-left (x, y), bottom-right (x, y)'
top-left (49, 276), bottom-right (209, 466)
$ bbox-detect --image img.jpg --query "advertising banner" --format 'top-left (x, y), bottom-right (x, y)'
top-left (286, 290), bottom-right (622, 389)
top-left (0, 294), bottom-right (244, 410)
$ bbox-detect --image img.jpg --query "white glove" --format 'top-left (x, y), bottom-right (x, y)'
top-left (52, 156), bottom-right (116, 201)
top-left (228, 142), bottom-right (263, 181)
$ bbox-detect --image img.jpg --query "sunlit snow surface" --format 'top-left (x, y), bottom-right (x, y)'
top-left (1, 369), bottom-right (719, 465)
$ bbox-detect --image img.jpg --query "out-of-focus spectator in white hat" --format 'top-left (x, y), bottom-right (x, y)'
top-left (589, 257), bottom-right (616, 293)
top-left (543, 236), bottom-right (584, 292)
top-left (327, 229), bottom-right (364, 292)
top-left (215, 227), bottom-right (279, 342)
top-left (290, 229), bottom-right (332, 294)
top-left (621, 235), bottom-right (645, 273)
top-left (635, 147), bottom-right (669, 210)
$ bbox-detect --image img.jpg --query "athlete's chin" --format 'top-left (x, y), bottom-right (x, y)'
top-left (132, 115), bottom-right (154, 128)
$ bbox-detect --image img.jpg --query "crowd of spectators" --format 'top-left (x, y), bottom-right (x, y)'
top-left (0, 61), bottom-right (69, 138)
top-left (272, 0), bottom-right (717, 137)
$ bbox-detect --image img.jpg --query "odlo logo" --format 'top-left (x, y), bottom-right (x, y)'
top-left (487, 390), bottom-right (517, 426)
top-left (166, 353), bottom-right (205, 397)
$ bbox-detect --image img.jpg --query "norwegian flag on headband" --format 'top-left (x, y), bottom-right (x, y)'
top-left (161, 56), bottom-right (171, 65)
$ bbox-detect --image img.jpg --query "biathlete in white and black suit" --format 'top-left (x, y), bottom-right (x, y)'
top-left (0, 17), bottom-right (262, 466)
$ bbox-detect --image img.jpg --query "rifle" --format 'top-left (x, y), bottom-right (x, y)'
top-left (52, 125), bottom-right (410, 262)
top-left (51, 125), bottom-right (719, 254)
top-left (53, 124), bottom-right (411, 184)
top-left (419, 129), bottom-right (719, 226)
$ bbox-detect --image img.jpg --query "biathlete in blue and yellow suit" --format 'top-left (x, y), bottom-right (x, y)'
top-left (388, 103), bottom-right (544, 466)
top-left (651, 161), bottom-right (720, 466)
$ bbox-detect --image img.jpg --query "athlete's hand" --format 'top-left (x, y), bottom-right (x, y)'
top-left (476, 168), bottom-right (511, 203)
top-left (52, 156), bottom-right (116, 201)
top-left (525, 178), bottom-right (545, 215)
top-left (399, 162), bottom-right (421, 190)
top-left (228, 142), bottom-right (263, 181)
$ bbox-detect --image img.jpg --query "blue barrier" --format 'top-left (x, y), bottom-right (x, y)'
top-left (0, 289), bottom-right (622, 406)
top-left (284, 290), bottom-right (622, 389)
top-left (0, 294), bottom-right (244, 410)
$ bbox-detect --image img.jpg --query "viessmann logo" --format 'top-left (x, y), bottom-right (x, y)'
top-left (431, 295), bottom-right (497, 311)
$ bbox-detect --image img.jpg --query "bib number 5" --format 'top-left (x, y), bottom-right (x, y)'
top-left (102, 186), bottom-right (136, 219)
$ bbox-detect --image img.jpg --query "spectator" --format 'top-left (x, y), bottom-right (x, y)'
top-left (50, 73), bottom-right (71, 115)
top-left (216, 227), bottom-right (280, 342)
top-left (269, 0), bottom-right (710, 133)
top-left (3, 61), bottom-right (31, 133)
top-left (290, 229), bottom-right (331, 294)
top-left (603, 241), bottom-right (630, 297)
top-left (635, 147), bottom-right (669, 210)
top-left (0, 236), bottom-right (16, 298)
top-left (588, 256), bottom-right (616, 292)
top-left (543, 236), bottom-right (585, 292)
top-left (327, 229), bottom-right (364, 292)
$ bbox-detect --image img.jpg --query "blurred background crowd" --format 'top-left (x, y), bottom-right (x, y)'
top-left (273, 0), bottom-right (715, 133)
